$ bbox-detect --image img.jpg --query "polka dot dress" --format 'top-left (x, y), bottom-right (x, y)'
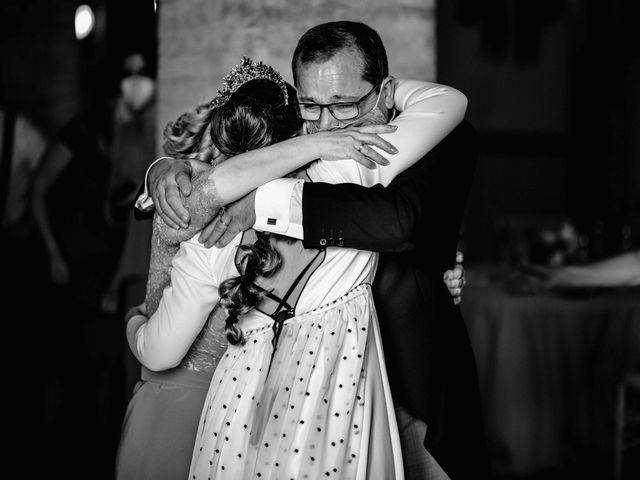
top-left (188, 284), bottom-right (404, 479)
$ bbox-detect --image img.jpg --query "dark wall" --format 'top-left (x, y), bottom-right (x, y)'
top-left (0, 0), bottom-right (83, 133)
top-left (0, 0), bottom-right (157, 135)
top-left (437, 0), bottom-right (640, 263)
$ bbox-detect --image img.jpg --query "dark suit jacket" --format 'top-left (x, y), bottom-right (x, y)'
top-left (301, 120), bottom-right (489, 478)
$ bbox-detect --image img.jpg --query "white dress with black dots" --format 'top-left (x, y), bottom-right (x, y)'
top-left (189, 283), bottom-right (401, 480)
top-left (182, 79), bottom-right (465, 479)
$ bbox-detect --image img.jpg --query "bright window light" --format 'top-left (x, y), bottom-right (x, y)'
top-left (75, 5), bottom-right (95, 40)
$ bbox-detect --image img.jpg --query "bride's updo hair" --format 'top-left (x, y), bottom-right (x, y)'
top-left (162, 73), bottom-right (301, 346)
top-left (162, 102), bottom-right (217, 162)
top-left (216, 80), bottom-right (300, 345)
top-left (162, 78), bottom-right (300, 163)
top-left (211, 79), bottom-right (299, 157)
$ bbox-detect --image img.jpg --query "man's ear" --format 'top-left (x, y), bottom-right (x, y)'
top-left (382, 76), bottom-right (395, 110)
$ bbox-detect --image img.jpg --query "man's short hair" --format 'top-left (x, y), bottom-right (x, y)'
top-left (292, 21), bottom-right (389, 87)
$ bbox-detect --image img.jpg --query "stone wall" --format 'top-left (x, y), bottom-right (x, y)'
top-left (156, 0), bottom-right (436, 153)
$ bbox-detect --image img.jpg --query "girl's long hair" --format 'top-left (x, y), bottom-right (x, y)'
top-left (162, 78), bottom-right (301, 344)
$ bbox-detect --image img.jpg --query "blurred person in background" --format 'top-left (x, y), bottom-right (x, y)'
top-left (28, 51), bottom-right (155, 474)
top-left (520, 249), bottom-right (640, 291)
top-left (102, 52), bottom-right (157, 313)
top-left (1, 102), bottom-right (51, 468)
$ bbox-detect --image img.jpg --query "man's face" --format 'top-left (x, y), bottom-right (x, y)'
top-left (295, 48), bottom-right (392, 133)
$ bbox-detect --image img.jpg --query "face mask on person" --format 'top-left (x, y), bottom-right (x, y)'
top-left (120, 75), bottom-right (155, 111)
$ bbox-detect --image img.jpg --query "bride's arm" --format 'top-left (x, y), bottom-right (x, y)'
top-left (376, 78), bottom-right (467, 186)
top-left (140, 124), bottom-right (399, 230)
top-left (196, 124), bottom-right (397, 207)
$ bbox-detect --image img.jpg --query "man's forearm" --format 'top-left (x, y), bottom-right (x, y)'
top-left (301, 181), bottom-right (421, 252)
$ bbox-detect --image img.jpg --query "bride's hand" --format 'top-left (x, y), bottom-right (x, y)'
top-left (304, 124), bottom-right (399, 169)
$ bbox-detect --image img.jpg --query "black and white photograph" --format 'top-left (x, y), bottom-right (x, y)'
top-left (1, 1), bottom-right (638, 479)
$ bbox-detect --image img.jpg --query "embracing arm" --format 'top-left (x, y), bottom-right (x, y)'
top-left (130, 241), bottom-right (222, 371)
top-left (205, 80), bottom-right (468, 249)
top-left (143, 161), bottom-right (231, 315)
top-left (138, 125), bottom-right (398, 229)
top-left (141, 136), bottom-right (341, 316)
top-left (301, 120), bottom-right (477, 252)
top-left (141, 133), bottom-right (363, 314)
top-left (376, 78), bottom-right (468, 186)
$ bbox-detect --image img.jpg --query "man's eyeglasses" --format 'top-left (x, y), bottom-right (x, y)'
top-left (295, 83), bottom-right (383, 122)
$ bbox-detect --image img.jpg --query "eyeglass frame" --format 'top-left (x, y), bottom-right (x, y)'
top-left (295, 80), bottom-right (386, 122)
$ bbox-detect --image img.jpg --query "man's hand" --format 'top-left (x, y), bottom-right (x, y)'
top-left (148, 158), bottom-right (194, 229)
top-left (198, 191), bottom-right (257, 248)
top-left (443, 251), bottom-right (466, 305)
top-left (148, 158), bottom-right (221, 228)
top-left (305, 124), bottom-right (398, 170)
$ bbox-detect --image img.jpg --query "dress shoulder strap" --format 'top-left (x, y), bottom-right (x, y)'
top-left (263, 240), bottom-right (325, 377)
top-left (234, 230), bottom-right (326, 377)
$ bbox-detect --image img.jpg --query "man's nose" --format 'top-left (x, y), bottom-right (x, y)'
top-left (317, 106), bottom-right (338, 131)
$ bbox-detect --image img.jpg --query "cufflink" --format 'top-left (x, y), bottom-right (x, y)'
top-left (319, 238), bottom-right (327, 246)
top-left (267, 218), bottom-right (277, 225)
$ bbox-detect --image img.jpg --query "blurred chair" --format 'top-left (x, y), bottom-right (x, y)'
top-left (614, 372), bottom-right (640, 480)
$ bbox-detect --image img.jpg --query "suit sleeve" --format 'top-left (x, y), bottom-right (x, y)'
top-left (301, 120), bottom-right (477, 252)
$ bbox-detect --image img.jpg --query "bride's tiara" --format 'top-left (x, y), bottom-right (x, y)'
top-left (210, 56), bottom-right (289, 108)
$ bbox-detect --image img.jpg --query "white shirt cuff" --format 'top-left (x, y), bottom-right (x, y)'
top-left (254, 178), bottom-right (304, 239)
top-left (134, 156), bottom-right (173, 212)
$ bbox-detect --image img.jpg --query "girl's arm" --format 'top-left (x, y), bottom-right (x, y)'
top-left (142, 125), bottom-right (398, 229)
top-left (378, 78), bottom-right (468, 186)
top-left (198, 124), bottom-right (397, 207)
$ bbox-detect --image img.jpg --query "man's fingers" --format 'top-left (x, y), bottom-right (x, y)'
top-left (349, 124), bottom-right (398, 134)
top-left (203, 213), bottom-right (228, 248)
top-left (352, 150), bottom-right (377, 169)
top-left (175, 170), bottom-right (193, 197)
top-left (450, 266), bottom-right (464, 279)
top-left (359, 144), bottom-right (391, 166)
top-left (358, 133), bottom-right (398, 155)
top-left (215, 226), bottom-right (240, 248)
top-left (198, 219), bottom-right (218, 247)
top-left (156, 205), bottom-right (180, 230)
top-left (154, 186), bottom-right (181, 229)
top-left (165, 184), bottom-right (190, 226)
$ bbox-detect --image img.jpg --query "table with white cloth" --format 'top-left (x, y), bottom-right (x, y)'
top-left (460, 266), bottom-right (640, 477)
